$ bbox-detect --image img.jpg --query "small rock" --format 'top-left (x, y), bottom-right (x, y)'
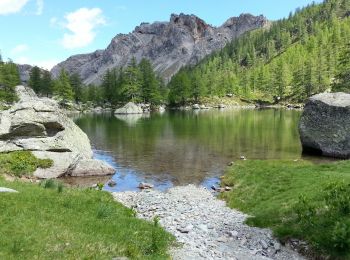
top-left (108, 180), bottom-right (117, 187)
top-left (225, 186), bottom-right (232, 191)
top-left (240, 155), bottom-right (246, 160)
top-left (260, 240), bottom-right (269, 250)
top-left (177, 224), bottom-right (193, 234)
top-left (138, 182), bottom-right (154, 189)
top-left (0, 187), bottom-right (18, 193)
top-left (227, 161), bottom-right (234, 166)
top-left (274, 242), bottom-right (281, 252)
top-left (198, 224), bottom-right (208, 232)
top-left (217, 236), bottom-right (228, 243)
top-left (227, 230), bottom-right (239, 238)
top-left (211, 186), bottom-right (225, 192)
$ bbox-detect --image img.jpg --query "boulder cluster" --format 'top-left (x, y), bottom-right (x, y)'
top-left (0, 86), bottom-right (115, 178)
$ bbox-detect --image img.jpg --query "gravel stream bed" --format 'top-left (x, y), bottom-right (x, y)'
top-left (113, 185), bottom-right (305, 260)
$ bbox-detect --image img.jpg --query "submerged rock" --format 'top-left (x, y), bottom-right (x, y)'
top-left (138, 182), bottom-right (154, 189)
top-left (299, 92), bottom-right (350, 159)
top-left (0, 86), bottom-right (114, 178)
top-left (114, 102), bottom-right (143, 114)
top-left (108, 180), bottom-right (117, 187)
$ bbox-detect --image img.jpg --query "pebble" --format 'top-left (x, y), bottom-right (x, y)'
top-left (108, 180), bottom-right (117, 187)
top-left (138, 182), bottom-right (154, 189)
top-left (113, 185), bottom-right (305, 260)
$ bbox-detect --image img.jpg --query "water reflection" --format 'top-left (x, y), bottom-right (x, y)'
top-left (114, 113), bottom-right (150, 127)
top-left (74, 109), bottom-right (306, 189)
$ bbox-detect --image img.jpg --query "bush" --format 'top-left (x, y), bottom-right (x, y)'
top-left (39, 179), bottom-right (64, 193)
top-left (0, 151), bottom-right (52, 177)
top-left (289, 182), bottom-right (350, 256)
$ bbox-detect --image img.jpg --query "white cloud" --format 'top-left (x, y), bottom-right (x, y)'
top-left (36, 0), bottom-right (43, 15)
top-left (16, 56), bottom-right (29, 64)
top-left (0, 0), bottom-right (30, 15)
top-left (11, 44), bottom-right (29, 54)
top-left (62, 7), bottom-right (105, 49)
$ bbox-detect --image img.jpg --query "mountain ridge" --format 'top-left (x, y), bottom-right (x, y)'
top-left (51, 13), bottom-right (269, 85)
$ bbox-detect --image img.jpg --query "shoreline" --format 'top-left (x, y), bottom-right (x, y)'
top-left (113, 185), bottom-right (304, 260)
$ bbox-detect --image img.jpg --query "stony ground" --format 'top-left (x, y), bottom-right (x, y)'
top-left (113, 185), bottom-right (305, 260)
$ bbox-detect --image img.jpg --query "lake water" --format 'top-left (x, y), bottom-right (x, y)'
top-left (73, 109), bottom-right (305, 191)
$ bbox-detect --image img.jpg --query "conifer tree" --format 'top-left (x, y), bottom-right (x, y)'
top-left (40, 70), bottom-right (53, 97)
top-left (29, 66), bottom-right (42, 94)
top-left (333, 42), bottom-right (350, 92)
top-left (54, 69), bottom-right (74, 101)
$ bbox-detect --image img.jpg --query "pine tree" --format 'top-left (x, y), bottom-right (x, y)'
top-left (40, 71), bottom-right (53, 97)
top-left (139, 58), bottom-right (161, 104)
top-left (54, 69), bottom-right (74, 101)
top-left (0, 61), bottom-right (20, 102)
top-left (69, 73), bottom-right (83, 102)
top-left (29, 66), bottom-right (42, 94)
top-left (122, 58), bottom-right (142, 102)
top-left (333, 42), bottom-right (350, 92)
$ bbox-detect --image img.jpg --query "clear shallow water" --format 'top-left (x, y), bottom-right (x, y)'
top-left (73, 109), bottom-right (305, 191)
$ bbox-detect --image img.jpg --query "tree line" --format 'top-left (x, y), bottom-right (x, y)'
top-left (0, 54), bottom-right (20, 103)
top-left (168, 0), bottom-right (350, 104)
top-left (28, 57), bottom-right (166, 106)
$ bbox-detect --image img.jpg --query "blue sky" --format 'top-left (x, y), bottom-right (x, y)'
top-left (0, 0), bottom-right (322, 70)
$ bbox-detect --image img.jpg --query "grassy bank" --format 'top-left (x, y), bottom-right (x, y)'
top-left (0, 152), bottom-right (174, 259)
top-left (222, 159), bottom-right (350, 259)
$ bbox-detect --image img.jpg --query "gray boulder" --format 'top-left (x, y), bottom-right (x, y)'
top-left (114, 102), bottom-right (143, 114)
top-left (70, 159), bottom-right (115, 177)
top-left (0, 86), bottom-right (114, 178)
top-left (299, 92), bottom-right (350, 158)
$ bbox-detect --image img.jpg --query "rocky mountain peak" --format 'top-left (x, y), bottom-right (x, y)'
top-left (52, 13), bottom-right (268, 85)
top-left (222, 13), bottom-right (268, 28)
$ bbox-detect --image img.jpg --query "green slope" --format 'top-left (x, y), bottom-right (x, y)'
top-left (168, 0), bottom-right (350, 104)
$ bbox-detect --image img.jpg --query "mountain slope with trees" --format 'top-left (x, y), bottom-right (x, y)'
top-left (168, 0), bottom-right (350, 105)
top-left (52, 13), bottom-right (268, 85)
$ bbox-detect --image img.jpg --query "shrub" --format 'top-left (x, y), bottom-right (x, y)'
top-left (0, 151), bottom-right (53, 177)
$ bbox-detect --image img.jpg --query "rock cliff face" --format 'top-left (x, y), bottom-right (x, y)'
top-left (299, 92), bottom-right (350, 159)
top-left (52, 13), bottom-right (269, 85)
top-left (0, 86), bottom-right (115, 178)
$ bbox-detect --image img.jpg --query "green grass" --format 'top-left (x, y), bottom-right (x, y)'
top-left (0, 151), bottom-right (174, 259)
top-left (0, 178), bottom-right (174, 259)
top-left (222, 159), bottom-right (350, 259)
top-left (0, 151), bottom-right (53, 177)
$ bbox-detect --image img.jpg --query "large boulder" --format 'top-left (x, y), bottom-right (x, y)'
top-left (0, 86), bottom-right (115, 178)
top-left (299, 92), bottom-right (350, 159)
top-left (114, 102), bottom-right (143, 114)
